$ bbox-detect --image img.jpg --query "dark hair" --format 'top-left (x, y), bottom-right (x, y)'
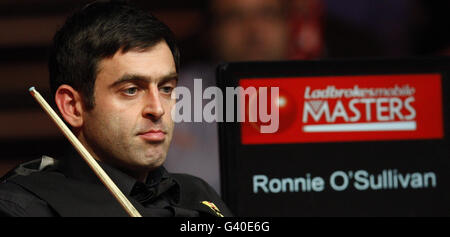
top-left (48, 0), bottom-right (180, 109)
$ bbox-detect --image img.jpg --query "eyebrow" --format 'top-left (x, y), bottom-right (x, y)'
top-left (109, 72), bottom-right (178, 88)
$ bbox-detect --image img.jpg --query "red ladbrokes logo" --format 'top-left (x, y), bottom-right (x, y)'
top-left (240, 74), bottom-right (443, 144)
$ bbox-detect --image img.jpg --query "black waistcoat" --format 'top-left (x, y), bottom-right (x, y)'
top-left (6, 158), bottom-right (231, 217)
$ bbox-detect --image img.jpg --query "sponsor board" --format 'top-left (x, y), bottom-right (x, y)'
top-left (218, 60), bottom-right (450, 216)
top-left (240, 74), bottom-right (443, 144)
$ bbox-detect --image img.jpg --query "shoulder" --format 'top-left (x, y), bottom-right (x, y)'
top-left (170, 173), bottom-right (234, 217)
top-left (0, 157), bottom-right (60, 216)
top-left (0, 180), bottom-right (55, 217)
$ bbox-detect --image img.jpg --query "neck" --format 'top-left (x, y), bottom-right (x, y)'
top-left (119, 167), bottom-right (148, 183)
top-left (76, 132), bottom-right (149, 183)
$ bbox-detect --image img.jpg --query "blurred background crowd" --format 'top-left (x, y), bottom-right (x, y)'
top-left (0, 0), bottom-right (448, 194)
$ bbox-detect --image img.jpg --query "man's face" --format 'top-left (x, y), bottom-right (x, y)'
top-left (79, 41), bottom-right (177, 177)
top-left (212, 0), bottom-right (288, 62)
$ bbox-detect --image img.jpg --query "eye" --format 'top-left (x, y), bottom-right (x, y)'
top-left (123, 87), bottom-right (139, 95)
top-left (160, 86), bottom-right (174, 94)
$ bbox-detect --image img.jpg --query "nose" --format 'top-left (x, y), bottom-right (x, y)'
top-left (142, 85), bottom-right (164, 120)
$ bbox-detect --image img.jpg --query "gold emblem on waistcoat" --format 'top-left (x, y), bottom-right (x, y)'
top-left (201, 201), bottom-right (224, 217)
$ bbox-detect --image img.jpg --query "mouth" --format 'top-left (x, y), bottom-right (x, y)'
top-left (138, 129), bottom-right (166, 142)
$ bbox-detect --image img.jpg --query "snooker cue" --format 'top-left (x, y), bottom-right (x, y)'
top-left (29, 87), bottom-right (142, 217)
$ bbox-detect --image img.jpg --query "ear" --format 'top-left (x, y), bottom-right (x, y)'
top-left (54, 85), bottom-right (85, 128)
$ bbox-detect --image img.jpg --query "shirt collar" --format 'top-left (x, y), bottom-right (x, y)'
top-left (58, 148), bottom-right (176, 198)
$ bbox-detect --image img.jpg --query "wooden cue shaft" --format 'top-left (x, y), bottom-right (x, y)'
top-left (29, 87), bottom-right (142, 217)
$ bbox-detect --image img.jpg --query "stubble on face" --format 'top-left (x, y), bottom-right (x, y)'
top-left (77, 41), bottom-right (177, 181)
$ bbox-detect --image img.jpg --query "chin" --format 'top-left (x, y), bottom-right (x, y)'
top-left (140, 153), bottom-right (166, 168)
